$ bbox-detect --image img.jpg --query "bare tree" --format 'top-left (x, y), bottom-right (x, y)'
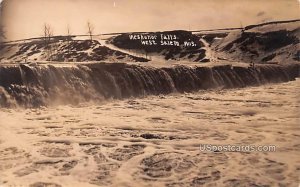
top-left (66, 24), bottom-right (72, 60)
top-left (43, 24), bottom-right (52, 46)
top-left (67, 25), bottom-right (71, 41)
top-left (0, 1), bottom-right (5, 41)
top-left (87, 21), bottom-right (94, 41)
top-left (0, 18), bottom-right (5, 42)
top-left (0, 25), bottom-right (5, 40)
top-left (43, 23), bottom-right (54, 60)
top-left (0, 26), bottom-right (5, 50)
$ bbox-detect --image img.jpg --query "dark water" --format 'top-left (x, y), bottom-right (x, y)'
top-left (0, 63), bottom-right (299, 107)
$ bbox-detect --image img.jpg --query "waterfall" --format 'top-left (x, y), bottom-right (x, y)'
top-left (0, 63), bottom-right (299, 108)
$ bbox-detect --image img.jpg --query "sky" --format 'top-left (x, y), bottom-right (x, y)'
top-left (0, 0), bottom-right (299, 41)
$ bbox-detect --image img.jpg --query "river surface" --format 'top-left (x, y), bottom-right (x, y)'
top-left (0, 79), bottom-right (299, 187)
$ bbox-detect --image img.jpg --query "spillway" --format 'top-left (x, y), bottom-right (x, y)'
top-left (0, 63), bottom-right (299, 107)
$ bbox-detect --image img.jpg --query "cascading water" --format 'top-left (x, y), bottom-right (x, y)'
top-left (0, 63), bottom-right (299, 108)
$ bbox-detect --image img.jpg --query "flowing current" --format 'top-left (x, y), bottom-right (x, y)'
top-left (0, 63), bottom-right (299, 107)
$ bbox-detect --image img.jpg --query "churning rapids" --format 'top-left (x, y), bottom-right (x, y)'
top-left (0, 75), bottom-right (299, 187)
top-left (0, 63), bottom-right (299, 108)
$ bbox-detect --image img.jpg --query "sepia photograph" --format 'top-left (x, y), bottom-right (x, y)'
top-left (0, 0), bottom-right (299, 186)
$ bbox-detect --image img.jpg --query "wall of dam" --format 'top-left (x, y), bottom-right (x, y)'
top-left (0, 63), bottom-right (299, 108)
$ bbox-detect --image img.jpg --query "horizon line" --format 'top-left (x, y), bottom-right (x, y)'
top-left (1, 19), bottom-right (299, 44)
